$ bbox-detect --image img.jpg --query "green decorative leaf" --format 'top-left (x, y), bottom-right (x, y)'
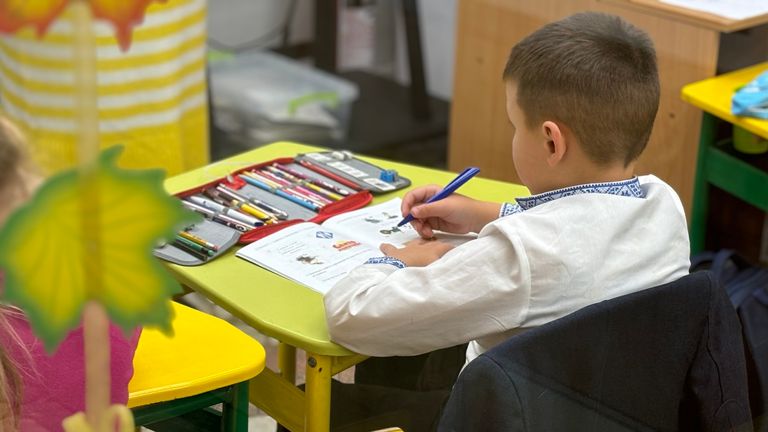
top-left (0, 146), bottom-right (199, 351)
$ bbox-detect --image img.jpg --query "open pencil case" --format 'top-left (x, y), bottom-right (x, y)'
top-left (154, 156), bottom-right (386, 266)
top-left (295, 150), bottom-right (411, 193)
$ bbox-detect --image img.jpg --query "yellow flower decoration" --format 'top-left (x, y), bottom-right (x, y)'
top-left (0, 0), bottom-right (68, 35)
top-left (0, 0), bottom-right (164, 51)
top-left (0, 146), bottom-right (199, 351)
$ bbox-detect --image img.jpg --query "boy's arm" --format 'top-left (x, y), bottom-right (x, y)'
top-left (323, 228), bottom-right (530, 357)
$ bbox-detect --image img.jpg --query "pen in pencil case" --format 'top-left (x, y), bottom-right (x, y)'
top-left (242, 171), bottom-right (282, 189)
top-left (181, 199), bottom-right (257, 232)
top-left (189, 195), bottom-right (263, 227)
top-left (178, 230), bottom-right (219, 251)
top-left (247, 198), bottom-right (289, 220)
top-left (300, 181), bottom-right (342, 201)
top-left (254, 169), bottom-right (293, 188)
top-left (265, 166), bottom-right (340, 201)
top-left (292, 185), bottom-right (332, 205)
top-left (215, 185), bottom-right (280, 223)
top-left (174, 235), bottom-right (215, 257)
top-left (273, 163), bottom-right (351, 196)
top-left (214, 212), bottom-right (261, 231)
top-left (235, 201), bottom-right (278, 224)
top-left (203, 188), bottom-right (272, 220)
top-left (296, 160), bottom-right (362, 191)
top-left (238, 174), bottom-right (321, 211)
top-left (264, 166), bottom-right (339, 202)
top-left (171, 239), bottom-right (209, 261)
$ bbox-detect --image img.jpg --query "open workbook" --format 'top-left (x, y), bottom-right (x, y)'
top-left (236, 198), bottom-right (475, 294)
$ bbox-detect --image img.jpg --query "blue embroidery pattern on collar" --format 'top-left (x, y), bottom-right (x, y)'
top-left (500, 202), bottom-right (524, 217)
top-left (514, 177), bottom-right (644, 211)
top-left (365, 256), bottom-right (407, 269)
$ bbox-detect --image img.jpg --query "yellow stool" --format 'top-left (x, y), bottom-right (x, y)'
top-left (128, 301), bottom-right (266, 432)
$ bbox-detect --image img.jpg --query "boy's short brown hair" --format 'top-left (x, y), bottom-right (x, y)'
top-left (503, 12), bottom-right (659, 166)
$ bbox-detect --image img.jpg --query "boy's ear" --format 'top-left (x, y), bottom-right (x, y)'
top-left (542, 120), bottom-right (566, 167)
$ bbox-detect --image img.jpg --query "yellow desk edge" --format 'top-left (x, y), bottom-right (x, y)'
top-left (681, 62), bottom-right (768, 140)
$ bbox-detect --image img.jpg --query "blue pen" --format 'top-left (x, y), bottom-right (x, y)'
top-left (397, 167), bottom-right (480, 227)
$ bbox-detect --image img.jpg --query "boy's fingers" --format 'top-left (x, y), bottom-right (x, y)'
top-left (380, 243), bottom-right (398, 256)
top-left (412, 200), bottom-right (449, 220)
top-left (402, 185), bottom-right (443, 215)
top-left (409, 219), bottom-right (430, 238)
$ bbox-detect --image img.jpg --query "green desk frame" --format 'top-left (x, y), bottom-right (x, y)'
top-left (684, 63), bottom-right (768, 254)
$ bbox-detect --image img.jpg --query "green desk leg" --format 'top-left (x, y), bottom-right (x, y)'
top-left (223, 382), bottom-right (250, 432)
top-left (690, 112), bottom-right (718, 254)
top-left (305, 353), bottom-right (333, 432)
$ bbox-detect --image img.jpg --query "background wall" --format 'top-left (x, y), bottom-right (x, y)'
top-left (206, 0), bottom-right (458, 99)
top-left (207, 0), bottom-right (314, 50)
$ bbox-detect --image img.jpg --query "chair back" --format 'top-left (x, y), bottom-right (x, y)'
top-left (438, 272), bottom-right (753, 432)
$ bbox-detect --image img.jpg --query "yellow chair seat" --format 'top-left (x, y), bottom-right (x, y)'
top-left (128, 301), bottom-right (266, 408)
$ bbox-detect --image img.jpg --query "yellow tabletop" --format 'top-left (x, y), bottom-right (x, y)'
top-left (682, 62), bottom-right (768, 140)
top-left (128, 301), bottom-right (266, 407)
top-left (163, 142), bottom-right (530, 357)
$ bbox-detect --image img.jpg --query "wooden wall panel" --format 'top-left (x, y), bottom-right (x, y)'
top-left (449, 0), bottom-right (721, 215)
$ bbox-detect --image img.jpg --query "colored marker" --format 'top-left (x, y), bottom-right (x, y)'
top-left (178, 230), bottom-right (219, 251)
top-left (275, 164), bottom-right (351, 196)
top-left (239, 174), bottom-right (320, 211)
top-left (172, 239), bottom-right (210, 260)
top-left (242, 171), bottom-right (281, 189)
top-left (294, 185), bottom-right (332, 205)
top-left (213, 213), bottom-right (260, 232)
top-left (296, 160), bottom-right (361, 191)
top-left (181, 200), bottom-right (216, 217)
top-left (174, 236), bottom-right (215, 256)
top-left (301, 181), bottom-right (342, 201)
top-left (249, 198), bottom-right (289, 220)
top-left (190, 195), bottom-right (261, 226)
top-left (235, 201), bottom-right (277, 224)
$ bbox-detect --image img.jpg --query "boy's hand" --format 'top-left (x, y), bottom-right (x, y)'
top-left (402, 184), bottom-right (501, 238)
top-left (380, 238), bottom-right (455, 267)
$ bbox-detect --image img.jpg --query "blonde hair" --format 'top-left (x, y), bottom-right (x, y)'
top-left (0, 115), bottom-right (38, 431)
top-left (0, 310), bottom-right (23, 431)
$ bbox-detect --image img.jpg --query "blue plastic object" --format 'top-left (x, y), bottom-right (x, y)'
top-left (732, 69), bottom-right (768, 119)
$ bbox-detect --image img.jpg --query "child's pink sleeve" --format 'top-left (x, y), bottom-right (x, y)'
top-left (3, 312), bottom-right (141, 430)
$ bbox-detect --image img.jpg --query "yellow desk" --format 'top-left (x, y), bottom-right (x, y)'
top-left (163, 141), bottom-right (530, 432)
top-left (681, 63), bottom-right (768, 253)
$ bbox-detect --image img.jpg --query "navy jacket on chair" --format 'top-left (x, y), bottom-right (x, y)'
top-left (438, 272), bottom-right (753, 432)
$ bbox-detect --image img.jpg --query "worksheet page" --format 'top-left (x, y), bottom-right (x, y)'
top-left (659, 0), bottom-right (768, 20)
top-left (236, 198), bottom-right (477, 294)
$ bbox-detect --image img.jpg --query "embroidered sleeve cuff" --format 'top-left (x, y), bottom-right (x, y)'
top-left (499, 202), bottom-right (522, 217)
top-left (364, 256), bottom-right (407, 269)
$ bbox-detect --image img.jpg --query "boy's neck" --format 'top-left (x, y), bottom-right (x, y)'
top-left (536, 162), bottom-right (637, 194)
top-left (571, 162), bottom-right (636, 185)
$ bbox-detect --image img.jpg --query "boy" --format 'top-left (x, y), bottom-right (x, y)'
top-left (323, 11), bottom-right (690, 431)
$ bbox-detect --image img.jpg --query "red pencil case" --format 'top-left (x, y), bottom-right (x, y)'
top-left (175, 156), bottom-right (372, 244)
top-left (154, 156), bottom-right (373, 266)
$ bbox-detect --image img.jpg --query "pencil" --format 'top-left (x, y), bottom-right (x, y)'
top-left (178, 230), bottom-right (219, 251)
top-left (297, 160), bottom-right (361, 191)
top-left (274, 163), bottom-right (351, 196)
